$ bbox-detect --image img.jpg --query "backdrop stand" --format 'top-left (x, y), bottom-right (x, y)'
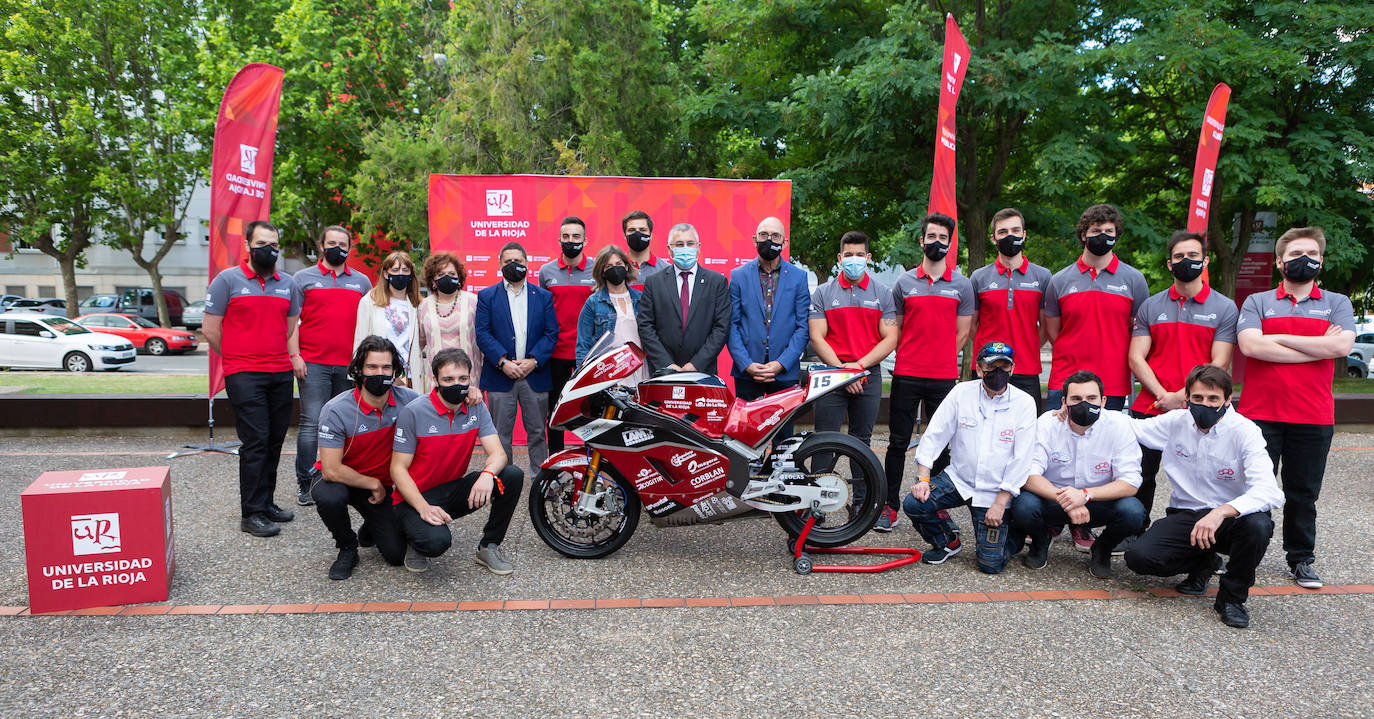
top-left (167, 395), bottom-right (239, 458)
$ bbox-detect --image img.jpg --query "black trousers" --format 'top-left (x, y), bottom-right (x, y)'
top-left (1009, 373), bottom-right (1043, 415)
top-left (1253, 420), bottom-right (1334, 566)
top-left (546, 357), bottom-right (577, 452)
top-left (1130, 410), bottom-right (1164, 526)
top-left (1124, 508), bottom-right (1274, 604)
top-left (884, 375), bottom-right (955, 510)
top-left (735, 376), bottom-right (799, 440)
top-left (225, 370), bottom-right (294, 517)
top-left (395, 466), bottom-right (525, 557)
top-left (311, 480), bottom-right (406, 566)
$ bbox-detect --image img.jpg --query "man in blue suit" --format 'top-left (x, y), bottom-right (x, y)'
top-left (475, 242), bottom-right (561, 474)
top-left (728, 216), bottom-right (811, 438)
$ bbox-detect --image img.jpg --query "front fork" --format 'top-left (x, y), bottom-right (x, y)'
top-left (578, 404), bottom-right (619, 497)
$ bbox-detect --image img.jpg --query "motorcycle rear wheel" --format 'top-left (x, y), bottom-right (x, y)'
top-left (528, 466), bottom-right (641, 559)
top-left (772, 432), bottom-right (885, 548)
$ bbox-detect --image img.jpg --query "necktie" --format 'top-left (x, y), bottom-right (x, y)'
top-left (679, 271), bottom-right (691, 331)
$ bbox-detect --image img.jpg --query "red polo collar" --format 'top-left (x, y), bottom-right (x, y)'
top-left (558, 255), bottom-right (588, 271)
top-left (995, 256), bottom-right (1029, 275)
top-left (1168, 282), bottom-right (1212, 303)
top-left (353, 386), bottom-right (397, 416)
top-left (838, 271), bottom-right (870, 290)
top-left (1075, 254), bottom-right (1119, 278)
top-left (318, 259), bottom-right (353, 277)
top-left (1277, 283), bottom-right (1322, 302)
top-left (916, 262), bottom-right (954, 283)
top-left (239, 260), bottom-right (280, 282)
top-left (428, 387), bottom-right (470, 420)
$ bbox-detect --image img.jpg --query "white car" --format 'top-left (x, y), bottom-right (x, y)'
top-left (1350, 333), bottom-right (1374, 364)
top-left (0, 312), bottom-right (136, 372)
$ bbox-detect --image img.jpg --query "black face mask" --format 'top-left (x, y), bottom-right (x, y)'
top-left (561, 241), bottom-right (584, 259)
top-left (434, 275), bottom-right (462, 295)
top-left (1171, 258), bottom-right (1205, 282)
top-left (501, 263), bottom-right (528, 284)
top-left (1084, 233), bottom-right (1117, 257)
top-left (626, 231), bottom-right (651, 252)
top-left (1068, 400), bottom-right (1102, 427)
top-left (604, 265), bottom-right (629, 287)
top-left (439, 382), bottom-right (468, 405)
top-left (981, 367), bottom-right (1010, 392)
top-left (1189, 401), bottom-right (1227, 430)
top-left (249, 245), bottom-right (279, 271)
top-left (324, 245), bottom-right (349, 267)
top-left (756, 239), bottom-right (782, 262)
top-left (387, 273), bottom-right (412, 291)
top-left (997, 234), bottom-right (1025, 258)
top-left (1283, 255), bottom-right (1321, 283)
top-left (923, 241), bottom-right (950, 262)
top-left (360, 373), bottom-right (393, 397)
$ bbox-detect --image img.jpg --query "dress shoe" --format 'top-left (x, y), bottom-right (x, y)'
top-left (329, 548), bottom-right (359, 580)
top-left (240, 512), bottom-right (280, 537)
top-left (1176, 570), bottom-right (1211, 595)
top-left (1214, 601), bottom-right (1250, 628)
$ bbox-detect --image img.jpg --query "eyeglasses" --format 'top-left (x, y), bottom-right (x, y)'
top-left (756, 232), bottom-right (784, 241)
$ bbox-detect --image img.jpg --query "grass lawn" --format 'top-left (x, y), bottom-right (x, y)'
top-left (0, 372), bottom-right (208, 395)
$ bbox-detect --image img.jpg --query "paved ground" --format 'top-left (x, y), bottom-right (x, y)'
top-left (1, 429), bottom-right (1371, 717)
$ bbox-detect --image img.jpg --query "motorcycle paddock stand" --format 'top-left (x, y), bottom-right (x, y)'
top-left (789, 509), bottom-right (922, 575)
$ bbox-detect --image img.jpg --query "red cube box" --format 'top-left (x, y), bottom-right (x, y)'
top-left (22, 466), bottom-right (175, 614)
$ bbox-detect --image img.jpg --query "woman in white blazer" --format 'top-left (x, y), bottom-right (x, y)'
top-left (353, 251), bottom-right (424, 388)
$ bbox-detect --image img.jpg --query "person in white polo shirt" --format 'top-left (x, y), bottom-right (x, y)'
top-left (1011, 370), bottom-right (1144, 578)
top-left (903, 341), bottom-right (1037, 573)
top-left (1124, 365), bottom-right (1283, 629)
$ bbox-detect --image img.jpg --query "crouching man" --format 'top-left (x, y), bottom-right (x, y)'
top-left (312, 336), bottom-right (419, 579)
top-left (390, 348), bottom-right (524, 574)
top-left (1125, 365), bottom-right (1283, 628)
top-left (903, 342), bottom-right (1037, 572)
top-left (1012, 370), bottom-right (1145, 578)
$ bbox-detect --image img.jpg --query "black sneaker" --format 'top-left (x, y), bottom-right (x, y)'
top-left (921, 537), bottom-right (962, 565)
top-left (1023, 533), bottom-right (1053, 570)
top-left (1088, 544), bottom-right (1112, 578)
top-left (297, 486), bottom-right (315, 506)
top-left (1176, 569), bottom-right (1211, 595)
top-left (240, 512), bottom-right (280, 537)
top-left (329, 548), bottom-right (359, 580)
top-left (265, 503), bottom-right (295, 523)
top-left (1214, 601), bottom-right (1250, 628)
top-left (1288, 561), bottom-right (1323, 589)
top-left (357, 523), bottom-right (375, 548)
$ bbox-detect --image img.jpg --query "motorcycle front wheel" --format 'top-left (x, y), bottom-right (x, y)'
top-left (772, 432), bottom-right (885, 548)
top-left (528, 466), bottom-right (642, 559)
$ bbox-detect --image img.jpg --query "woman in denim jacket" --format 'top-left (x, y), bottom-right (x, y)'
top-left (575, 246), bottom-right (644, 380)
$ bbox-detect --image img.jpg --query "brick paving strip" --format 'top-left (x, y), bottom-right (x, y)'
top-left (4, 584), bottom-right (1369, 617)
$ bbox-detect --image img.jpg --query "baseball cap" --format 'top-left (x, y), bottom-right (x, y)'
top-left (976, 341), bottom-right (1015, 365)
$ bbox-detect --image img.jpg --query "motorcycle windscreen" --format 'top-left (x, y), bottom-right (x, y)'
top-left (550, 334), bottom-right (646, 428)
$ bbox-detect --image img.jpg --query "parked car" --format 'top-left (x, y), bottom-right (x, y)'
top-left (182, 299), bottom-right (205, 331)
top-left (115, 288), bottom-right (185, 326)
top-left (78, 294), bottom-right (119, 314)
top-left (5, 298), bottom-right (67, 315)
top-left (0, 312), bottom-right (135, 371)
top-left (1349, 333), bottom-right (1374, 364)
top-left (1346, 354), bottom-right (1368, 379)
top-left (76, 313), bottom-right (199, 355)
top-left (0, 294), bottom-right (22, 308)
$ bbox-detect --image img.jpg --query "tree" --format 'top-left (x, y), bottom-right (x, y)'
top-left (0, 1), bottom-right (112, 316)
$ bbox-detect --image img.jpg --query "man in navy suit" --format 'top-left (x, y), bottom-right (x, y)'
top-left (636, 223), bottom-right (732, 375)
top-left (475, 242), bottom-right (561, 474)
top-left (728, 216), bottom-right (811, 436)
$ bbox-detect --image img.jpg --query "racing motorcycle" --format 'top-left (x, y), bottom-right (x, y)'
top-left (527, 334), bottom-right (886, 559)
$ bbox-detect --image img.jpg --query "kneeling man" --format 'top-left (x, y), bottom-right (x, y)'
top-left (313, 336), bottom-right (418, 579)
top-left (1125, 365), bottom-right (1283, 629)
top-left (903, 342), bottom-right (1037, 573)
top-left (1012, 370), bottom-right (1144, 577)
top-left (391, 348), bottom-right (524, 574)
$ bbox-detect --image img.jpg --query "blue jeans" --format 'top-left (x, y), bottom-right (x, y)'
top-left (901, 471), bottom-right (1013, 574)
top-left (1010, 491), bottom-right (1146, 553)
top-left (1046, 390), bottom-right (1125, 412)
top-left (295, 362), bottom-right (352, 487)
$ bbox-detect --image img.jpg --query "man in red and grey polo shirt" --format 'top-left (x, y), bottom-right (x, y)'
top-left (883, 212), bottom-right (975, 532)
top-left (1125, 230), bottom-right (1238, 548)
top-left (809, 230), bottom-right (898, 461)
top-left (1043, 203), bottom-right (1149, 411)
top-left (969, 207), bottom-right (1053, 413)
top-left (390, 348), bottom-right (524, 574)
top-left (203, 220), bottom-right (303, 537)
top-left (538, 216), bottom-right (596, 454)
top-left (312, 336), bottom-right (419, 579)
top-left (290, 225), bottom-right (372, 507)
top-left (622, 210), bottom-right (667, 291)
top-left (1237, 226), bottom-right (1354, 590)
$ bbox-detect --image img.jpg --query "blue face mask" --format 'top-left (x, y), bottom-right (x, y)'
top-left (840, 257), bottom-right (867, 281)
top-left (672, 246), bottom-right (699, 270)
